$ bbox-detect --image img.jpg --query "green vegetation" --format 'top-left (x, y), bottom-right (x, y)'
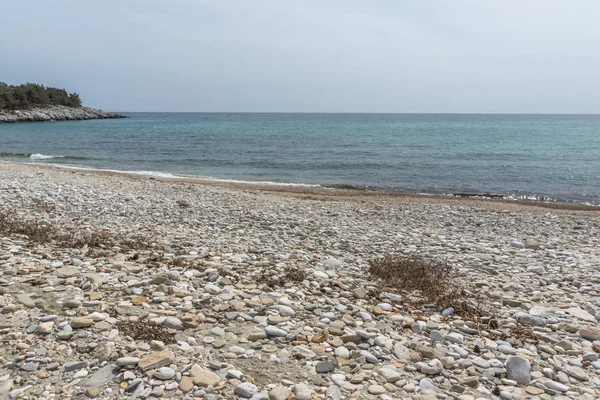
top-left (0, 82), bottom-right (82, 111)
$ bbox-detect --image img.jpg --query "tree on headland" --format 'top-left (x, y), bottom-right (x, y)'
top-left (0, 82), bottom-right (83, 111)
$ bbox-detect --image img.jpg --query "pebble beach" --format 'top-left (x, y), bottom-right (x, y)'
top-left (1, 162), bottom-right (600, 400)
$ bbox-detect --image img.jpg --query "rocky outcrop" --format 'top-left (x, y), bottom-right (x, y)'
top-left (0, 105), bottom-right (126, 123)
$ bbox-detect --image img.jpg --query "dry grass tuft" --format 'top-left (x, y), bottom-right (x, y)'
top-left (0, 209), bottom-right (149, 249)
top-left (0, 210), bottom-right (56, 243)
top-left (147, 255), bottom-right (208, 272)
top-left (506, 323), bottom-right (539, 343)
top-left (284, 267), bottom-right (307, 283)
top-left (256, 265), bottom-right (307, 288)
top-left (369, 253), bottom-right (462, 309)
top-left (116, 319), bottom-right (175, 343)
top-left (369, 253), bottom-right (496, 323)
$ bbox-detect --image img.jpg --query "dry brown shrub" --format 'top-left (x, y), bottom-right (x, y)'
top-left (116, 319), bottom-right (175, 343)
top-left (507, 323), bottom-right (539, 343)
top-left (149, 255), bottom-right (207, 272)
top-left (0, 209), bottom-right (149, 249)
top-left (369, 253), bottom-right (496, 322)
top-left (0, 210), bottom-right (56, 243)
top-left (256, 265), bottom-right (307, 288)
top-left (284, 267), bottom-right (307, 283)
top-left (369, 253), bottom-right (462, 309)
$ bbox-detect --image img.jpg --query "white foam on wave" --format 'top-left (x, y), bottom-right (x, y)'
top-left (30, 153), bottom-right (64, 160)
top-left (200, 176), bottom-right (321, 187)
top-left (46, 164), bottom-right (181, 179)
top-left (43, 163), bottom-right (321, 187)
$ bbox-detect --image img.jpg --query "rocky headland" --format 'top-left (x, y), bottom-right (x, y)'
top-left (0, 163), bottom-right (599, 399)
top-left (0, 106), bottom-right (125, 123)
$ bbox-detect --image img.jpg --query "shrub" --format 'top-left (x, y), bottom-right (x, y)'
top-left (116, 319), bottom-right (175, 343)
top-left (256, 265), bottom-right (307, 288)
top-left (368, 253), bottom-right (462, 309)
top-left (0, 209), bottom-right (148, 249)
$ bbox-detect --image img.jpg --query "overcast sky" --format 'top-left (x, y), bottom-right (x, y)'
top-left (1, 0), bottom-right (599, 113)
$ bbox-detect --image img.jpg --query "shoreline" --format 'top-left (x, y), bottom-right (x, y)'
top-left (3, 160), bottom-right (599, 214)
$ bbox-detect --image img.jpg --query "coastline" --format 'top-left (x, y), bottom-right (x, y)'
top-left (1, 161), bottom-right (600, 398)
top-left (2, 160), bottom-right (599, 213)
top-left (0, 105), bottom-right (125, 123)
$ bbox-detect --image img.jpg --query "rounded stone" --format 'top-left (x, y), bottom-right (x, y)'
top-left (234, 382), bottom-right (258, 398)
top-left (505, 356), bottom-right (531, 384)
top-left (86, 387), bottom-right (100, 398)
top-left (153, 367), bottom-right (176, 380)
top-left (269, 386), bottom-right (290, 400)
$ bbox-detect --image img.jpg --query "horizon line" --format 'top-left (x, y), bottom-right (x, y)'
top-left (105, 111), bottom-right (600, 116)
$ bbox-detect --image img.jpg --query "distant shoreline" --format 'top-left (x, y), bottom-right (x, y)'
top-left (0, 105), bottom-right (126, 123)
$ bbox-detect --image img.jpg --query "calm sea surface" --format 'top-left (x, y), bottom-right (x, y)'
top-left (1, 113), bottom-right (599, 205)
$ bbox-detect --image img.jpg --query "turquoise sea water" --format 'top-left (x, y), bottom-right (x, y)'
top-left (1, 113), bottom-right (599, 205)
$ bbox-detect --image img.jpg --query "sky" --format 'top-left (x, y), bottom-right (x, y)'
top-left (1, 0), bottom-right (599, 113)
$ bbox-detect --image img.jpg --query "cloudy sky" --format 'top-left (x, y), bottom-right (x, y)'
top-left (1, 0), bottom-right (599, 113)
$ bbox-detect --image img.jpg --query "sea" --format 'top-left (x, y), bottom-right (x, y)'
top-left (1, 113), bottom-right (599, 205)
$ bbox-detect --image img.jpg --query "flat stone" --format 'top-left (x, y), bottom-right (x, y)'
top-left (460, 376), bottom-right (479, 388)
top-left (326, 385), bottom-right (341, 400)
top-left (265, 326), bottom-right (287, 337)
top-left (249, 330), bottom-right (268, 341)
top-left (323, 258), bottom-right (341, 268)
top-left (334, 346), bottom-right (349, 359)
top-left (64, 361), bottom-right (89, 372)
top-left (579, 328), bottom-right (600, 341)
top-left (421, 359), bottom-right (443, 375)
top-left (20, 363), bottom-right (39, 372)
top-left (83, 365), bottom-right (116, 387)
top-left (525, 386), bottom-right (545, 395)
top-left (566, 308), bottom-right (595, 322)
top-left (430, 330), bottom-right (444, 342)
top-left (276, 305), bottom-right (295, 316)
top-left (138, 349), bottom-right (174, 371)
top-left (367, 385), bottom-right (386, 395)
top-left (63, 299), bottom-right (82, 309)
top-left (190, 364), bottom-right (220, 386)
top-left (269, 386), bottom-right (290, 400)
top-left (71, 316), bottom-right (94, 328)
top-left (56, 266), bottom-right (80, 278)
top-left (316, 359), bottom-right (337, 373)
top-left (179, 376), bottom-right (194, 393)
top-left (514, 312), bottom-right (546, 326)
top-left (419, 378), bottom-right (437, 391)
top-left (116, 357), bottom-right (140, 367)
top-left (15, 294), bottom-right (35, 308)
top-left (545, 380), bottom-right (568, 392)
top-left (294, 383), bottom-right (312, 400)
top-left (234, 383), bottom-right (258, 398)
top-left (163, 316), bottom-right (183, 330)
top-left (37, 321), bottom-right (54, 334)
top-left (378, 367), bottom-right (401, 383)
top-left (566, 365), bottom-right (587, 380)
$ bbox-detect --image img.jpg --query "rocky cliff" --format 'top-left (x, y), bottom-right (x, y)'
top-left (0, 105), bottom-right (126, 123)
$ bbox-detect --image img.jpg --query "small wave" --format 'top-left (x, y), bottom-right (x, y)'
top-left (44, 164), bottom-right (321, 187)
top-left (200, 176), bottom-right (321, 187)
top-left (0, 152), bottom-right (91, 161)
top-left (324, 183), bottom-right (370, 191)
top-left (0, 152), bottom-right (34, 159)
top-left (30, 153), bottom-right (64, 160)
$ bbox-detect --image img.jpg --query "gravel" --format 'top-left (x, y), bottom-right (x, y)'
top-left (0, 162), bottom-right (599, 399)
